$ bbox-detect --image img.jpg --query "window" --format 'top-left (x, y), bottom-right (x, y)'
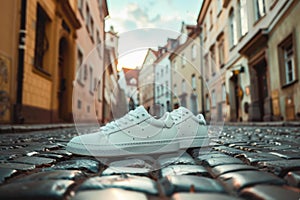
top-left (77, 48), bottom-right (84, 83)
top-left (77, 99), bottom-right (82, 109)
top-left (90, 17), bottom-right (94, 40)
top-left (192, 44), bottom-right (197, 60)
top-left (96, 30), bottom-right (102, 58)
top-left (85, 4), bottom-right (90, 30)
top-left (222, 83), bottom-right (226, 102)
top-left (203, 23), bottom-right (207, 39)
top-left (238, 0), bottom-right (248, 37)
top-left (165, 65), bottom-right (168, 74)
top-left (217, 0), bottom-right (222, 14)
top-left (89, 67), bottom-right (93, 93)
top-left (173, 61), bottom-right (177, 71)
top-left (218, 38), bottom-right (225, 67)
top-left (191, 74), bottom-right (196, 90)
top-left (206, 94), bottom-right (210, 111)
top-left (174, 84), bottom-right (177, 96)
top-left (161, 68), bottom-right (164, 77)
top-left (255, 0), bottom-right (266, 20)
top-left (211, 90), bottom-right (216, 108)
top-left (98, 80), bottom-right (102, 101)
top-left (278, 34), bottom-right (297, 85)
top-left (182, 54), bottom-right (186, 67)
top-left (78, 0), bottom-right (84, 15)
top-left (182, 79), bottom-right (186, 93)
top-left (34, 4), bottom-right (50, 70)
top-left (84, 64), bottom-right (88, 80)
top-left (209, 10), bottom-right (213, 29)
top-left (165, 81), bottom-right (169, 97)
top-left (86, 4), bottom-right (94, 40)
top-left (229, 9), bottom-right (237, 47)
top-left (94, 77), bottom-right (97, 91)
top-left (130, 78), bottom-right (137, 85)
top-left (210, 45), bottom-right (216, 75)
top-left (157, 86), bottom-right (160, 96)
top-left (204, 54), bottom-right (209, 81)
top-left (161, 85), bottom-right (164, 96)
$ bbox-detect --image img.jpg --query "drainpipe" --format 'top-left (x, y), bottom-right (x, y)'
top-left (199, 26), bottom-right (205, 119)
top-left (14, 0), bottom-right (27, 124)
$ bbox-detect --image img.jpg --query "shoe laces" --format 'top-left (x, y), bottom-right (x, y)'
top-left (170, 108), bottom-right (189, 122)
top-left (100, 110), bottom-right (142, 131)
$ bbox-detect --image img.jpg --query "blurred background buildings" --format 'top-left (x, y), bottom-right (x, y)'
top-left (0, 0), bottom-right (299, 124)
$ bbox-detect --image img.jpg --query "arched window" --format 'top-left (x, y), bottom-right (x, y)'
top-left (130, 78), bottom-right (137, 85)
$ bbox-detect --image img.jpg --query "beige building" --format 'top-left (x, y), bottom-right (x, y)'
top-left (139, 48), bottom-right (158, 113)
top-left (73, 0), bottom-right (108, 123)
top-left (266, 0), bottom-right (300, 121)
top-left (198, 0), bottom-right (299, 122)
top-left (170, 24), bottom-right (203, 115)
top-left (0, 0), bottom-right (80, 123)
top-left (102, 26), bottom-right (120, 122)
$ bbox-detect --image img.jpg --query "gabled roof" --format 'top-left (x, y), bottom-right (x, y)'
top-left (122, 68), bottom-right (140, 86)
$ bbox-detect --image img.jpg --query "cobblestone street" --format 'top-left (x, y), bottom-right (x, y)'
top-left (0, 126), bottom-right (299, 199)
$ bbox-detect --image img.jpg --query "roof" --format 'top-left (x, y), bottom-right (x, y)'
top-left (122, 68), bottom-right (140, 86)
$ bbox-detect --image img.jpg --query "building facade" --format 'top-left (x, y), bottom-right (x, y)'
top-left (139, 48), bottom-right (158, 114)
top-left (102, 26), bottom-right (121, 122)
top-left (154, 39), bottom-right (178, 117)
top-left (197, 0), bottom-right (300, 122)
top-left (122, 67), bottom-right (140, 110)
top-left (0, 0), bottom-right (81, 123)
top-left (73, 0), bottom-right (108, 123)
top-left (266, 0), bottom-right (300, 121)
top-left (170, 24), bottom-right (203, 115)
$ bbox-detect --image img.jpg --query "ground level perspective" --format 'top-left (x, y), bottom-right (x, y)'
top-left (0, 126), bottom-right (299, 199)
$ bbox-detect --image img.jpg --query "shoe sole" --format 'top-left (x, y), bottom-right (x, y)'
top-left (67, 135), bottom-right (208, 157)
top-left (67, 140), bottom-right (180, 157)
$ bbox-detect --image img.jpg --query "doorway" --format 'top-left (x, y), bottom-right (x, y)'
top-left (253, 59), bottom-right (268, 121)
top-left (58, 37), bottom-right (68, 121)
top-left (229, 74), bottom-right (240, 121)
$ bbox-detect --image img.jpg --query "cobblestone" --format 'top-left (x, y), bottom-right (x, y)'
top-left (0, 126), bottom-right (299, 199)
top-left (78, 174), bottom-right (158, 195)
top-left (72, 188), bottom-right (148, 200)
top-left (160, 175), bottom-right (225, 196)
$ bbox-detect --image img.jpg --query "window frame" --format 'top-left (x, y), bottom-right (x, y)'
top-left (278, 33), bottom-right (298, 87)
top-left (34, 3), bottom-right (51, 75)
top-left (229, 9), bottom-right (237, 48)
top-left (255, 0), bottom-right (266, 21)
top-left (76, 46), bottom-right (84, 85)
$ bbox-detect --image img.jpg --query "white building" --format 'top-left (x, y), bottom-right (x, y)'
top-left (154, 38), bottom-right (178, 117)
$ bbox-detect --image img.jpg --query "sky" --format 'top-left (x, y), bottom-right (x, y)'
top-left (105, 0), bottom-right (203, 70)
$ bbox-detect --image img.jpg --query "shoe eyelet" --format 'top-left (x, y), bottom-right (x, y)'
top-left (136, 116), bottom-right (140, 119)
top-left (142, 114), bottom-right (145, 117)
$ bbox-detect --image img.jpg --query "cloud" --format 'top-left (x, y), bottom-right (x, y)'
top-left (106, 2), bottom-right (180, 33)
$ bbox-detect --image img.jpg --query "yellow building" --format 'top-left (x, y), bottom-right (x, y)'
top-left (0, 0), bottom-right (80, 123)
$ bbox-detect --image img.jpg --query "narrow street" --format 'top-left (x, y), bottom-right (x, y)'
top-left (0, 126), bottom-right (299, 199)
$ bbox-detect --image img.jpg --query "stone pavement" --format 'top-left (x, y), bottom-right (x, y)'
top-left (0, 126), bottom-right (299, 199)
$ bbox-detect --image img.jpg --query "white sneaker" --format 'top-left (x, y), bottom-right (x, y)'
top-left (67, 106), bottom-right (179, 157)
top-left (169, 107), bottom-right (208, 149)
